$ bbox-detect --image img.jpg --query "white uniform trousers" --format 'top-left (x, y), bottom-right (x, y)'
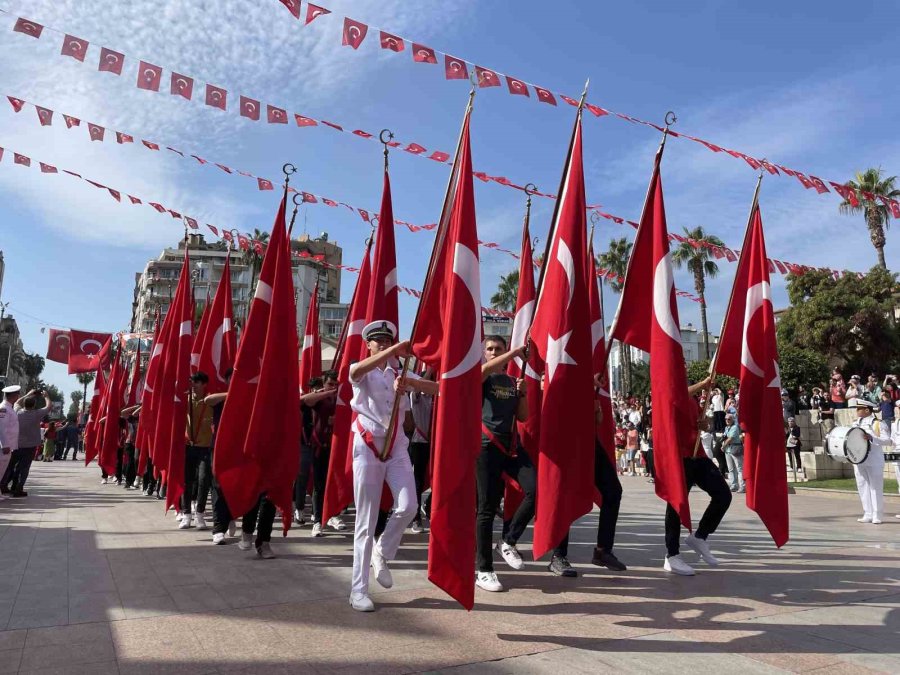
top-left (854, 459), bottom-right (885, 521)
top-left (351, 434), bottom-right (417, 597)
top-left (0, 451), bottom-right (10, 494)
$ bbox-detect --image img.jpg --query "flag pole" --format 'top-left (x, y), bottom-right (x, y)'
top-left (590, 211), bottom-right (606, 333)
top-left (532, 79), bottom-right (589, 314)
top-left (690, 169), bottom-right (764, 457)
top-left (602, 111), bottom-right (675, 375)
top-left (378, 89), bottom-right (476, 460)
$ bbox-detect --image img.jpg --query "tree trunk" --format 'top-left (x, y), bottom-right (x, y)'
top-left (694, 268), bottom-right (710, 361)
top-left (867, 212), bottom-right (887, 269)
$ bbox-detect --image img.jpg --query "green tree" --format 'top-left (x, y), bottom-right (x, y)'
top-left (0, 349), bottom-right (25, 379)
top-left (244, 228), bottom-right (270, 288)
top-left (776, 267), bottom-right (900, 376)
top-left (629, 361), bottom-right (650, 400)
top-left (777, 345), bottom-right (829, 393)
top-left (68, 390), bottom-right (83, 419)
top-left (22, 353), bottom-right (45, 390)
top-left (598, 238), bottom-right (633, 393)
top-left (838, 169), bottom-right (900, 270)
top-left (76, 371), bottom-right (95, 416)
top-left (671, 227), bottom-right (725, 360)
top-left (686, 359), bottom-right (738, 393)
top-left (490, 270), bottom-right (519, 312)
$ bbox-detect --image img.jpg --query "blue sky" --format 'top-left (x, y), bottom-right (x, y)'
top-left (0, 0), bottom-right (897, 400)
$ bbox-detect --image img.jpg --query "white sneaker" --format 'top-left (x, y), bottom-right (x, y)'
top-left (475, 570), bottom-right (503, 592)
top-left (496, 541), bottom-right (525, 570)
top-left (349, 593), bottom-right (375, 612)
top-left (228, 520), bottom-right (237, 537)
top-left (327, 516), bottom-right (346, 531)
top-left (857, 516), bottom-right (873, 523)
top-left (257, 542), bottom-right (276, 559)
top-left (311, 522), bottom-right (323, 537)
top-left (178, 514), bottom-right (193, 530)
top-left (664, 554), bottom-right (696, 576)
top-left (371, 545), bottom-right (393, 588)
top-left (410, 521), bottom-right (423, 534)
top-left (685, 534), bottom-right (720, 566)
top-left (293, 508), bottom-right (306, 525)
top-left (99, 477), bottom-right (108, 485)
top-left (212, 532), bottom-right (226, 545)
top-left (238, 532), bottom-right (253, 550)
top-left (872, 518), bottom-right (883, 525)
top-left (194, 512), bottom-right (208, 530)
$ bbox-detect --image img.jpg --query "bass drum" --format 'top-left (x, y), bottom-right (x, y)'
top-left (825, 426), bottom-right (870, 465)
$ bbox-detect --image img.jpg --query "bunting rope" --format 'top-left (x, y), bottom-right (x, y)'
top-left (1, 92), bottom-right (855, 280)
top-left (2, 8), bottom-right (888, 218)
top-left (270, 1), bottom-right (888, 212)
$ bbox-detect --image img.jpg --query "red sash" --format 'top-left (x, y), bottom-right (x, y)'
top-left (481, 422), bottom-right (517, 458)
top-left (355, 419), bottom-right (401, 462)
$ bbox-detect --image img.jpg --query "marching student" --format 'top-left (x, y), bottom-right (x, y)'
top-left (851, 399), bottom-right (892, 525)
top-left (664, 378), bottom-right (733, 576)
top-left (202, 369), bottom-right (238, 545)
top-left (347, 320), bottom-right (438, 612)
top-left (407, 368), bottom-right (435, 534)
top-left (179, 372), bottom-right (214, 530)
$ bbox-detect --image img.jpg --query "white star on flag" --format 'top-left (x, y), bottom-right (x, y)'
top-left (544, 330), bottom-right (576, 383)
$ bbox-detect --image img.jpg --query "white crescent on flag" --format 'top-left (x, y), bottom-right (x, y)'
top-left (442, 244), bottom-right (481, 380)
top-left (80, 338), bottom-right (102, 354)
top-left (652, 254), bottom-right (681, 343)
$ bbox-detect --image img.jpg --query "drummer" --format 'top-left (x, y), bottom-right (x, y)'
top-left (850, 400), bottom-right (892, 525)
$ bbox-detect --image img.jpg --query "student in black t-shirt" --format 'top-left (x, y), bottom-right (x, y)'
top-left (475, 335), bottom-right (531, 594)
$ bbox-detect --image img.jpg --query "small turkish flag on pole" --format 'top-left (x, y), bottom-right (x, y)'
top-left (712, 183), bottom-right (789, 547)
top-left (68, 330), bottom-right (113, 373)
top-left (214, 194), bottom-right (288, 519)
top-left (608, 130), bottom-right (694, 532)
top-left (195, 255), bottom-right (236, 395)
top-left (298, 282), bottom-right (323, 393)
top-left (243, 225), bottom-right (302, 535)
top-left (46, 328), bottom-right (71, 364)
top-left (587, 238), bottom-right (616, 464)
top-left (191, 289), bottom-right (213, 372)
top-left (126, 336), bottom-right (144, 408)
top-left (410, 98), bottom-right (482, 610)
top-left (529, 97), bottom-right (595, 560)
top-left (322, 243), bottom-right (372, 526)
top-left (98, 353), bottom-right (127, 476)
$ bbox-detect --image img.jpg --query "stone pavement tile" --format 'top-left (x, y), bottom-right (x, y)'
top-left (18, 659), bottom-right (120, 675)
top-left (0, 630), bottom-right (26, 652)
top-left (25, 621), bottom-right (112, 647)
top-left (6, 598), bottom-right (68, 630)
top-left (809, 662), bottom-right (889, 674)
top-left (120, 594), bottom-right (179, 620)
top-left (17, 640), bottom-right (117, 672)
top-left (0, 647), bottom-right (23, 673)
top-left (68, 569), bottom-right (118, 594)
top-left (220, 581), bottom-right (309, 609)
top-left (168, 583), bottom-right (230, 613)
top-left (430, 647), bottom-right (611, 674)
top-left (68, 591), bottom-right (126, 624)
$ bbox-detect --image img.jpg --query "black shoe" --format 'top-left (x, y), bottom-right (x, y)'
top-left (548, 555), bottom-right (578, 577)
top-left (11, 491), bottom-right (27, 498)
top-left (592, 547), bottom-right (627, 571)
top-left (0, 486), bottom-right (9, 495)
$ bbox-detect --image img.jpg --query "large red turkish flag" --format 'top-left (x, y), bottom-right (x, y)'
top-left (529, 109), bottom-right (595, 560)
top-left (412, 104), bottom-right (482, 610)
top-left (191, 290), bottom-right (213, 372)
top-left (46, 329), bottom-right (71, 364)
top-left (82, 368), bottom-right (107, 466)
top-left (214, 195), bottom-right (287, 518)
top-left (322, 244), bottom-right (372, 525)
top-left (587, 243), bottom-right (616, 463)
top-left (243, 227), bottom-right (301, 535)
top-left (609, 146), bottom-right (693, 532)
top-left (504, 215), bottom-right (542, 520)
top-left (195, 255), bottom-right (236, 395)
top-left (714, 202), bottom-right (789, 547)
top-left (68, 330), bottom-right (112, 373)
top-left (98, 353), bottom-right (127, 475)
top-left (367, 172), bottom-right (399, 328)
top-left (298, 283), bottom-right (323, 393)
top-left (137, 314), bottom-right (163, 475)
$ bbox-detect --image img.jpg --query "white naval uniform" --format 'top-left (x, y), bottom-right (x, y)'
top-left (0, 400), bottom-right (19, 484)
top-left (850, 415), bottom-right (892, 521)
top-left (349, 361), bottom-right (417, 597)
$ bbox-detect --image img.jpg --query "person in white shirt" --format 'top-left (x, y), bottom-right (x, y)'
top-left (348, 321), bottom-right (439, 612)
top-left (0, 385), bottom-right (21, 498)
top-left (851, 400), bottom-right (892, 524)
top-left (711, 388), bottom-right (725, 434)
top-left (888, 400), bottom-right (900, 519)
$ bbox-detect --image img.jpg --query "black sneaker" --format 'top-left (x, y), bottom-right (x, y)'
top-left (548, 555), bottom-right (578, 577)
top-left (11, 491), bottom-right (27, 498)
top-left (0, 486), bottom-right (9, 495)
top-left (591, 547), bottom-right (627, 571)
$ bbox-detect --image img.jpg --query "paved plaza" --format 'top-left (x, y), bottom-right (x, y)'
top-left (0, 461), bottom-right (896, 674)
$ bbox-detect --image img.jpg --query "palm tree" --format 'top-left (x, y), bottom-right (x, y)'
top-left (76, 371), bottom-right (95, 417)
top-left (490, 270), bottom-right (519, 311)
top-left (597, 238), bottom-right (633, 394)
top-left (671, 226), bottom-right (724, 360)
top-left (22, 353), bottom-right (45, 390)
top-left (243, 228), bottom-right (271, 289)
top-left (838, 169), bottom-right (900, 270)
